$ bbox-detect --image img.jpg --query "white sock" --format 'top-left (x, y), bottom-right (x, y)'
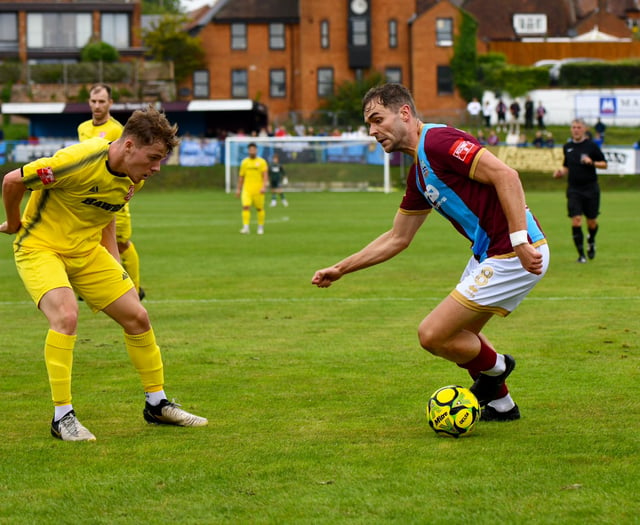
top-left (145, 390), bottom-right (167, 406)
top-left (54, 404), bottom-right (73, 422)
top-left (483, 353), bottom-right (506, 376)
top-left (487, 393), bottom-right (515, 412)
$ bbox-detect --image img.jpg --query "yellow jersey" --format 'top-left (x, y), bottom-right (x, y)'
top-left (239, 156), bottom-right (268, 193)
top-left (77, 116), bottom-right (123, 142)
top-left (15, 138), bottom-right (142, 257)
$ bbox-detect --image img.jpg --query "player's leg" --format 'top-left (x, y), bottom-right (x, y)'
top-left (92, 248), bottom-right (207, 428)
top-left (15, 249), bottom-right (95, 441)
top-left (568, 189), bottom-right (586, 262)
top-left (119, 240), bottom-right (141, 291)
top-left (255, 192), bottom-right (266, 235)
top-left (240, 191), bottom-right (251, 233)
top-left (584, 189), bottom-right (600, 260)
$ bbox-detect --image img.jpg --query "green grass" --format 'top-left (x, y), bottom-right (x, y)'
top-left (0, 188), bottom-right (638, 524)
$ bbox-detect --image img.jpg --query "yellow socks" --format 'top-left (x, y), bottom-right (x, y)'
top-left (124, 328), bottom-right (164, 393)
top-left (44, 330), bottom-right (76, 406)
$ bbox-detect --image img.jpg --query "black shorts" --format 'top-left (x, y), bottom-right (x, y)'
top-left (269, 176), bottom-right (282, 189)
top-left (567, 184), bottom-right (600, 219)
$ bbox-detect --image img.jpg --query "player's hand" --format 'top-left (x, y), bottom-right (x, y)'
top-left (552, 169), bottom-right (564, 178)
top-left (311, 267), bottom-right (342, 288)
top-left (514, 243), bottom-right (544, 275)
top-left (0, 221), bottom-right (20, 235)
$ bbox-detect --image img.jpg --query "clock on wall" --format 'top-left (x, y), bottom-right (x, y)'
top-left (347, 0), bottom-right (371, 69)
top-left (350, 0), bottom-right (369, 16)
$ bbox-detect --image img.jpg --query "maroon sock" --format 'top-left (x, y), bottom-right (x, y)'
top-left (457, 337), bottom-right (497, 379)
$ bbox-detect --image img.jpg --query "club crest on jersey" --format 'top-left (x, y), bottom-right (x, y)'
top-left (36, 167), bottom-right (56, 185)
top-left (449, 139), bottom-right (479, 164)
top-left (124, 185), bottom-right (135, 201)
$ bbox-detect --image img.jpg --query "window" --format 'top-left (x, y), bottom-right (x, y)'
top-left (102, 13), bottom-right (130, 48)
top-left (27, 13), bottom-right (92, 48)
top-left (193, 70), bottom-right (209, 99)
top-left (385, 67), bottom-right (402, 84)
top-left (317, 68), bottom-right (334, 98)
top-left (269, 23), bottom-right (285, 50)
top-left (320, 20), bottom-right (330, 49)
top-left (0, 13), bottom-right (18, 50)
top-left (231, 69), bottom-right (248, 98)
top-left (351, 18), bottom-right (368, 46)
top-left (436, 18), bottom-right (453, 46)
top-left (512, 14), bottom-right (547, 35)
top-left (388, 19), bottom-right (398, 48)
top-left (231, 23), bottom-right (247, 50)
top-left (437, 65), bottom-right (454, 95)
top-left (269, 69), bottom-right (286, 98)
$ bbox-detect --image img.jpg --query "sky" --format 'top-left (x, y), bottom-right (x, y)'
top-left (180, 0), bottom-right (214, 12)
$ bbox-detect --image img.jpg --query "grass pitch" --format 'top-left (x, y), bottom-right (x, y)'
top-left (0, 187), bottom-right (638, 524)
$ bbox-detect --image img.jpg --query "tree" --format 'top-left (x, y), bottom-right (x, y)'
top-left (81, 41), bottom-right (120, 63)
top-left (317, 72), bottom-right (385, 129)
top-left (142, 0), bottom-right (182, 15)
top-left (143, 14), bottom-right (206, 83)
top-left (451, 10), bottom-right (481, 102)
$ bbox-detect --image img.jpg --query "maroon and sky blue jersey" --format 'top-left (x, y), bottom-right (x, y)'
top-left (399, 124), bottom-right (545, 261)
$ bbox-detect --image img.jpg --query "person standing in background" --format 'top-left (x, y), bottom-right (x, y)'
top-left (236, 142), bottom-right (268, 235)
top-left (524, 96), bottom-right (534, 129)
top-left (553, 118), bottom-right (607, 263)
top-left (78, 84), bottom-right (145, 300)
top-left (269, 153), bottom-right (288, 208)
top-left (482, 101), bottom-right (492, 128)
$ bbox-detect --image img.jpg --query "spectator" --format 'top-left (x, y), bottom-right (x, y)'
top-left (487, 130), bottom-right (499, 146)
top-left (594, 118), bottom-right (606, 142)
top-left (545, 132), bottom-right (555, 148)
top-left (509, 100), bottom-right (521, 135)
top-left (532, 131), bottom-right (544, 148)
top-left (524, 96), bottom-right (534, 129)
top-left (536, 102), bottom-right (547, 129)
top-left (466, 97), bottom-right (482, 130)
top-left (482, 101), bottom-right (493, 128)
top-left (495, 99), bottom-right (507, 132)
top-left (476, 130), bottom-right (487, 145)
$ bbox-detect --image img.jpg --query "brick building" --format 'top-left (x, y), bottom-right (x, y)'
top-left (187, 0), bottom-right (466, 125)
top-left (186, 0), bottom-right (640, 126)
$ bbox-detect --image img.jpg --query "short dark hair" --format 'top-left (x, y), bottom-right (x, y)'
top-left (248, 142), bottom-right (257, 149)
top-left (362, 83), bottom-right (418, 117)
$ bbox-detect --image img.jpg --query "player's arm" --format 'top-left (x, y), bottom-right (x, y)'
top-left (0, 169), bottom-right (26, 234)
top-left (235, 173), bottom-right (244, 197)
top-left (311, 210), bottom-right (428, 288)
top-left (261, 160), bottom-right (268, 194)
top-left (473, 149), bottom-right (543, 275)
top-left (101, 217), bottom-right (120, 261)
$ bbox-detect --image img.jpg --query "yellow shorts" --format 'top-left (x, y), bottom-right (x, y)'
top-left (241, 189), bottom-right (265, 209)
top-left (14, 245), bottom-right (134, 313)
top-left (115, 203), bottom-right (132, 243)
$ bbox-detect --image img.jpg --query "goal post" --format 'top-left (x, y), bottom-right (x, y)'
top-left (224, 136), bottom-right (392, 193)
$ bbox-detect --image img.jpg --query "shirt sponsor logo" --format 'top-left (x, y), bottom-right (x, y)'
top-left (449, 139), bottom-right (479, 164)
top-left (36, 167), bottom-right (56, 185)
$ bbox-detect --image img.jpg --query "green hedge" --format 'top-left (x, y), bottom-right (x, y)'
top-left (559, 60), bottom-right (640, 87)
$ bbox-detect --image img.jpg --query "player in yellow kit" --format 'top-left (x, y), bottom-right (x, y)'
top-left (78, 83), bottom-right (145, 299)
top-left (1, 106), bottom-right (207, 441)
top-left (235, 142), bottom-right (268, 234)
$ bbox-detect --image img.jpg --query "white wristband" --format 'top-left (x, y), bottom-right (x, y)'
top-left (509, 230), bottom-right (528, 247)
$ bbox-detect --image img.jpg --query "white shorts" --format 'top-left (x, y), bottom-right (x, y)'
top-left (451, 243), bottom-right (550, 317)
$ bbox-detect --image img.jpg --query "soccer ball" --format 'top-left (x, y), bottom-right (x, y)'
top-left (427, 385), bottom-right (480, 438)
